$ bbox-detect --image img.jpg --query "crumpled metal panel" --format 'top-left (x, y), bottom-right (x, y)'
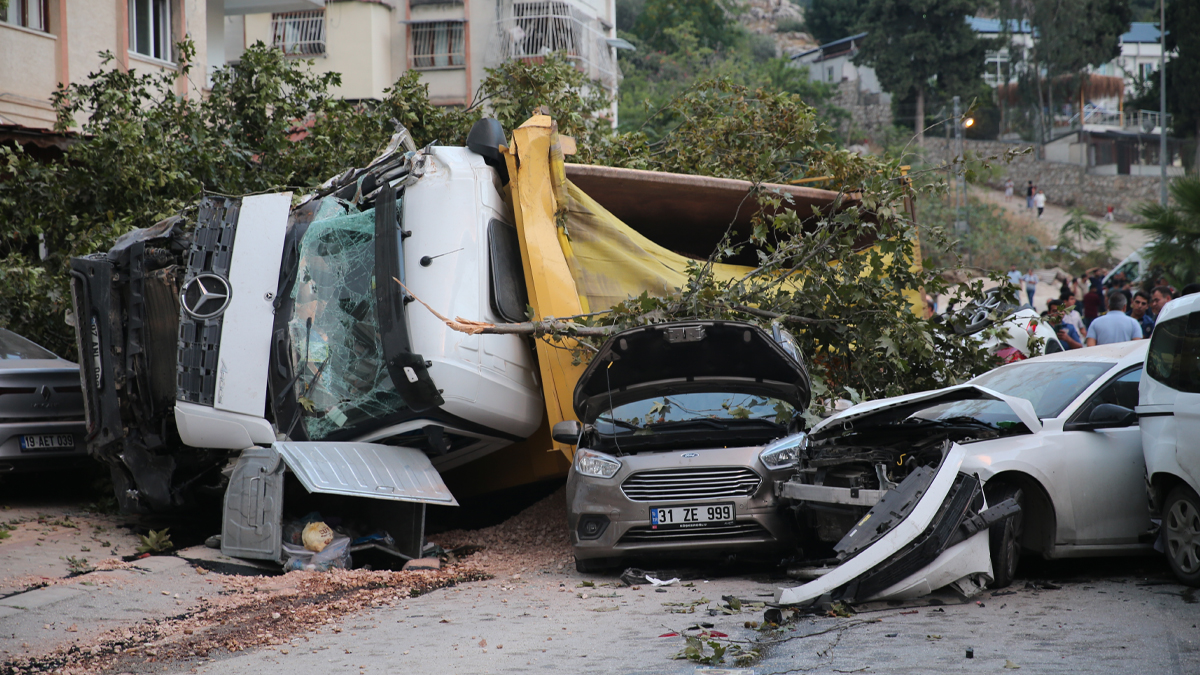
top-left (274, 441), bottom-right (459, 506)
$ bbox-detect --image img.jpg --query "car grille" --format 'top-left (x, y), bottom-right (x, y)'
top-left (621, 467), bottom-right (762, 502)
top-left (619, 522), bottom-right (770, 544)
top-left (176, 197), bottom-right (240, 406)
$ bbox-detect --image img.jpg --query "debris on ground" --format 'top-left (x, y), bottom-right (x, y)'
top-left (431, 487), bottom-right (572, 576)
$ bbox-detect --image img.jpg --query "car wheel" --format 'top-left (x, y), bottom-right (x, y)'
top-left (987, 485), bottom-right (1024, 588)
top-left (574, 556), bottom-right (618, 574)
top-left (1163, 485), bottom-right (1200, 587)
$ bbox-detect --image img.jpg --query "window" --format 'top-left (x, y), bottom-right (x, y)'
top-left (509, 1), bottom-right (579, 58)
top-left (1147, 313), bottom-right (1200, 394)
top-left (1, 0), bottom-right (48, 32)
top-left (1140, 62), bottom-right (1157, 79)
top-left (272, 10), bottom-right (326, 56)
top-left (1071, 367), bottom-right (1142, 424)
top-left (129, 0), bottom-right (173, 62)
top-left (409, 21), bottom-right (465, 69)
top-left (488, 219), bottom-right (529, 323)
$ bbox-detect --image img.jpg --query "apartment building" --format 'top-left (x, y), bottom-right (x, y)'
top-left (241, 0), bottom-right (619, 107)
top-left (0, 1), bottom-right (324, 129)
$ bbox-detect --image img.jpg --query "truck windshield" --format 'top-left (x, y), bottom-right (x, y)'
top-left (288, 201), bottom-right (406, 440)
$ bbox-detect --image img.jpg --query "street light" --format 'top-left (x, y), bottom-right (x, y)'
top-left (963, 117), bottom-right (976, 129)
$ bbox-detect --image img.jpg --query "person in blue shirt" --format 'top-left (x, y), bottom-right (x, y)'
top-left (1086, 292), bottom-right (1144, 346)
top-left (1046, 298), bottom-right (1083, 349)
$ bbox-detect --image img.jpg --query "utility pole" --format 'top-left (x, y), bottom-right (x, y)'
top-left (1161, 0), bottom-right (1168, 206)
top-left (953, 95), bottom-right (968, 235)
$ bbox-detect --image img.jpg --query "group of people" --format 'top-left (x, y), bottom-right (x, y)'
top-left (1041, 268), bottom-right (1187, 350)
top-left (1003, 179), bottom-right (1046, 217)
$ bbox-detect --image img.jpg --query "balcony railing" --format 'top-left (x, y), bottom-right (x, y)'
top-left (271, 10), bottom-right (326, 56)
top-left (494, 0), bottom-right (617, 89)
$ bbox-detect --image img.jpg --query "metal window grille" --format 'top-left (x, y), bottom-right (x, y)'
top-left (495, 0), bottom-right (617, 89)
top-left (272, 10), bottom-right (326, 56)
top-left (129, 0), bottom-right (173, 62)
top-left (409, 21), bottom-right (465, 69)
top-left (0, 0), bottom-right (49, 31)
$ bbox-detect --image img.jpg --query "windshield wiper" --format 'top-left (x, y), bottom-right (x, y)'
top-left (644, 418), bottom-right (782, 432)
top-left (919, 415), bottom-right (998, 430)
top-left (596, 416), bottom-right (640, 431)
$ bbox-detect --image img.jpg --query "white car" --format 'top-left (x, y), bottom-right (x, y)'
top-left (774, 341), bottom-right (1152, 607)
top-left (1139, 291), bottom-right (1200, 586)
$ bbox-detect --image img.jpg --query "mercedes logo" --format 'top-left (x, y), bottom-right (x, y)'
top-left (181, 273), bottom-right (231, 319)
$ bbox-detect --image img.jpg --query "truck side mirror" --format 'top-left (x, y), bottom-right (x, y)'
top-left (1087, 403), bottom-right (1137, 428)
top-left (552, 420), bottom-right (582, 444)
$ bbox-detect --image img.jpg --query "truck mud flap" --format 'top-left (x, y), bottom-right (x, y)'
top-left (222, 442), bottom-right (458, 562)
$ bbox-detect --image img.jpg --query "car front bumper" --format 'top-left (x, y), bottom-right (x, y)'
top-left (567, 446), bottom-right (796, 563)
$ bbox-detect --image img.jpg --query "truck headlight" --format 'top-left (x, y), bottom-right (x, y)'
top-left (760, 433), bottom-right (809, 470)
top-left (574, 448), bottom-right (622, 479)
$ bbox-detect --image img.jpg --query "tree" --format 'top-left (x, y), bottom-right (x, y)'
top-left (1133, 175), bottom-right (1200, 287)
top-left (804, 0), bottom-right (868, 44)
top-left (855, 0), bottom-right (986, 145)
top-left (632, 0), bottom-right (736, 51)
top-left (1165, 0), bottom-right (1200, 172)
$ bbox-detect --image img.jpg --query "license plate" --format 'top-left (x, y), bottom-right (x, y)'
top-left (20, 434), bottom-right (75, 451)
top-left (649, 503), bottom-right (734, 530)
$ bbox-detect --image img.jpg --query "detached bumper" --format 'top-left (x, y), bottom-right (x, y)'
top-left (775, 445), bottom-right (1005, 607)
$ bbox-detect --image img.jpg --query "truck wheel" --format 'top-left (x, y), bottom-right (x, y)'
top-left (986, 485), bottom-right (1024, 588)
top-left (1164, 485), bottom-right (1200, 587)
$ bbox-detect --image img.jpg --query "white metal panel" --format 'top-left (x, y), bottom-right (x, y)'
top-left (175, 400), bottom-right (276, 448)
top-left (275, 441), bottom-right (459, 506)
top-left (214, 193), bottom-right (291, 417)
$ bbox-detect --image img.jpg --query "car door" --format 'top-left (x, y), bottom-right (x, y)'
top-left (1060, 366), bottom-right (1151, 545)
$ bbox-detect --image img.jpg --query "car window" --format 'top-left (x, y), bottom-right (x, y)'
top-left (965, 360), bottom-right (1114, 418)
top-left (0, 329), bottom-right (57, 360)
top-left (1146, 313), bottom-right (1200, 394)
top-left (1072, 367), bottom-right (1141, 424)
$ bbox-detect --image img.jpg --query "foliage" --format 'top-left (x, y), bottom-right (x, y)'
top-left (775, 16), bottom-right (806, 33)
top-left (855, 0), bottom-right (987, 136)
top-left (1133, 175), bottom-right (1200, 287)
top-left (1024, 0), bottom-right (1132, 77)
top-left (136, 528), bottom-right (173, 555)
top-left (63, 556), bottom-right (93, 575)
top-left (1059, 209), bottom-right (1110, 254)
top-left (804, 0), bottom-right (869, 43)
top-left (919, 195), bottom-right (1048, 273)
top-left (633, 0), bottom-right (737, 51)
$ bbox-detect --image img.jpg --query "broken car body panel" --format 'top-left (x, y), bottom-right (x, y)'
top-left (810, 384), bottom-right (1042, 437)
top-left (273, 441), bottom-right (458, 506)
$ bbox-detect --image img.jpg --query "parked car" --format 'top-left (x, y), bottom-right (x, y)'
top-left (774, 341), bottom-right (1153, 606)
top-left (1139, 291), bottom-right (1200, 586)
top-left (561, 321), bottom-right (811, 572)
top-left (0, 328), bottom-right (87, 474)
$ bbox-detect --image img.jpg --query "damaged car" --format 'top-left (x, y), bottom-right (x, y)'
top-left (562, 321), bottom-right (811, 572)
top-left (775, 340), bottom-right (1153, 607)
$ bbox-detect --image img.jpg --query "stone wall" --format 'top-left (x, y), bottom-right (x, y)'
top-left (832, 82), bottom-right (893, 141)
top-left (925, 139), bottom-right (1165, 222)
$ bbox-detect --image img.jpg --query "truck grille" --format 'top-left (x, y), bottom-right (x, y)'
top-left (619, 522), bottom-right (770, 544)
top-left (621, 467), bottom-right (762, 502)
top-left (176, 197), bottom-right (240, 406)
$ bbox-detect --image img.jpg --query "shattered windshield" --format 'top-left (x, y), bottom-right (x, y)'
top-left (596, 392), bottom-right (795, 435)
top-left (913, 361), bottom-right (1113, 428)
top-left (288, 199), bottom-right (406, 440)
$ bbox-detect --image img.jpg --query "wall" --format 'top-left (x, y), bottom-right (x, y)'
top-left (926, 139), bottom-right (1168, 222)
top-left (0, 23), bottom-right (59, 126)
top-left (830, 80), bottom-right (891, 141)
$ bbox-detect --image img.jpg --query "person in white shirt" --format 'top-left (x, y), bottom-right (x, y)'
top-left (1034, 189), bottom-right (1047, 217)
top-left (1085, 292), bottom-right (1144, 346)
top-left (1004, 178), bottom-right (1014, 200)
top-left (1060, 294), bottom-right (1087, 339)
top-left (1021, 269), bottom-right (1038, 306)
top-left (1006, 264), bottom-right (1022, 287)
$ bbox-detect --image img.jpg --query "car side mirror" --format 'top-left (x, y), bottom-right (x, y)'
top-left (1086, 403), bottom-right (1137, 429)
top-left (552, 420), bottom-right (582, 444)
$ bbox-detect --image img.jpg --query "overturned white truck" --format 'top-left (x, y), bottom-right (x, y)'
top-left (69, 120), bottom-right (545, 560)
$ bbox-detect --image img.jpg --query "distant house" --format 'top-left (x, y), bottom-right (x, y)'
top-left (789, 33), bottom-right (887, 98)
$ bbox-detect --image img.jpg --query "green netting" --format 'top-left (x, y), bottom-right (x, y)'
top-left (288, 199), bottom-right (406, 440)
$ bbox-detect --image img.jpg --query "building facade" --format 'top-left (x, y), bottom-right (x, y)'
top-left (239, 0), bottom-right (619, 108)
top-left (0, 0), bottom-right (322, 129)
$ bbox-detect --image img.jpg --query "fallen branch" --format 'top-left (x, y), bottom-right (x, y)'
top-left (394, 278), bottom-right (614, 337)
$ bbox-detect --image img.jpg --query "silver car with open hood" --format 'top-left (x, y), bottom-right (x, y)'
top-left (561, 321), bottom-right (811, 572)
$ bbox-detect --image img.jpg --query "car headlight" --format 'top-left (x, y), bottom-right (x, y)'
top-left (574, 448), bottom-right (622, 479)
top-left (759, 433), bottom-right (809, 470)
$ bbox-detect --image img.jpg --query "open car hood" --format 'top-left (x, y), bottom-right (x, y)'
top-left (810, 384), bottom-right (1042, 436)
top-left (573, 321), bottom-right (811, 423)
